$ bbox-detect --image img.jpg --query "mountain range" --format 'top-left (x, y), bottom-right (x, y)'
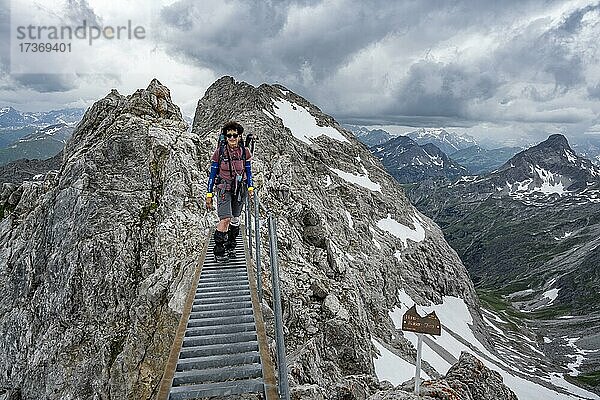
top-left (370, 135), bottom-right (468, 183)
top-left (0, 106), bottom-right (84, 128)
top-left (0, 107), bottom-right (84, 166)
top-left (404, 127), bottom-right (478, 156)
top-left (405, 134), bottom-right (600, 393)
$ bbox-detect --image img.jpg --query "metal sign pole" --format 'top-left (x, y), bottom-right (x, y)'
top-left (414, 333), bottom-right (423, 395)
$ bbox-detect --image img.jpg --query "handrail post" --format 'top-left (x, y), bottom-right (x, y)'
top-left (267, 213), bottom-right (290, 400)
top-left (253, 190), bottom-right (263, 302)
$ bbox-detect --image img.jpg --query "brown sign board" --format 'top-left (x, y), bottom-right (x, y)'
top-left (401, 305), bottom-right (441, 336)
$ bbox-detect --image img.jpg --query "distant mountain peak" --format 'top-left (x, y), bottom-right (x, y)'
top-left (405, 127), bottom-right (477, 155)
top-left (0, 106), bottom-right (16, 114)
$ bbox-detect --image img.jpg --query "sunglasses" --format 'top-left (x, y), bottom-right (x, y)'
top-left (225, 133), bottom-right (239, 138)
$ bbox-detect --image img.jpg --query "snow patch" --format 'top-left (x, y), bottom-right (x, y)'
top-left (542, 288), bottom-right (560, 305)
top-left (262, 108), bottom-right (275, 120)
top-left (376, 214), bottom-right (425, 247)
top-left (564, 149), bottom-right (577, 163)
top-left (533, 167), bottom-right (566, 195)
top-left (371, 337), bottom-right (429, 385)
top-left (272, 98), bottom-right (348, 145)
top-left (329, 166), bottom-right (381, 192)
top-left (345, 210), bottom-right (354, 229)
top-left (323, 175), bottom-right (332, 187)
top-left (554, 231), bottom-right (573, 240)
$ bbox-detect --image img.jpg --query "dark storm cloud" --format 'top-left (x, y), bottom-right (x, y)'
top-left (11, 74), bottom-right (77, 92)
top-left (154, 0), bottom-right (599, 130)
top-left (156, 0), bottom-right (418, 82)
top-left (388, 61), bottom-right (500, 118)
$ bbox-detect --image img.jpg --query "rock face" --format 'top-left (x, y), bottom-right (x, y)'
top-left (0, 79), bottom-right (207, 398)
top-left (368, 352), bottom-right (517, 400)
top-left (191, 76), bottom-right (481, 397)
top-left (370, 136), bottom-right (467, 183)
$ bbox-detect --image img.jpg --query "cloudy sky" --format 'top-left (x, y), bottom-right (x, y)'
top-left (1, 0), bottom-right (600, 147)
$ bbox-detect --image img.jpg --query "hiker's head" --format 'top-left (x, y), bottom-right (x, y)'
top-left (221, 121), bottom-right (244, 147)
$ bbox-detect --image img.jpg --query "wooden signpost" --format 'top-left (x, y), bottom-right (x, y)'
top-left (401, 305), bottom-right (442, 396)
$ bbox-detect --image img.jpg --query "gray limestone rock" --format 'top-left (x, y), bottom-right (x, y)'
top-left (0, 79), bottom-right (205, 399)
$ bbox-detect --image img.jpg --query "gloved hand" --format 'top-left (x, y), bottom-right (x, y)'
top-left (206, 193), bottom-right (213, 210)
top-left (248, 186), bottom-right (254, 196)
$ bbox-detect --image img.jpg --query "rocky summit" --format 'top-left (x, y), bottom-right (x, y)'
top-left (0, 77), bottom-right (595, 400)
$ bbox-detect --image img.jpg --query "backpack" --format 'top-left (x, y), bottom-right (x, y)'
top-left (215, 132), bottom-right (254, 193)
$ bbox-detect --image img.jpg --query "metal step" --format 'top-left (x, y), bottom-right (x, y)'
top-left (176, 351), bottom-right (261, 371)
top-left (194, 289), bottom-right (251, 299)
top-left (180, 339), bottom-right (259, 356)
top-left (199, 274), bottom-right (249, 283)
top-left (192, 294), bottom-right (252, 305)
top-left (199, 271), bottom-right (248, 279)
top-left (189, 306), bottom-right (254, 319)
top-left (196, 279), bottom-right (249, 289)
top-left (169, 377), bottom-right (264, 399)
top-left (184, 324), bottom-right (256, 339)
top-left (191, 299), bottom-right (252, 310)
top-left (173, 363), bottom-right (263, 386)
top-left (196, 284), bottom-right (250, 295)
top-left (182, 330), bottom-right (257, 346)
top-left (186, 314), bottom-right (255, 328)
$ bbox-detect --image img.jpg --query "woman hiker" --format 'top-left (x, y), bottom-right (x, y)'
top-left (205, 121), bottom-right (254, 262)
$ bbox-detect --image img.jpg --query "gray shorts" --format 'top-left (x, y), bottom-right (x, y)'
top-left (216, 185), bottom-right (247, 220)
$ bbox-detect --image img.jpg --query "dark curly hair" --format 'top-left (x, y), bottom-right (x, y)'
top-left (221, 121), bottom-right (244, 135)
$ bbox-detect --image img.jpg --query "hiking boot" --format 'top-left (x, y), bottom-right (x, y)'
top-left (213, 230), bottom-right (229, 263)
top-left (225, 225), bottom-right (240, 258)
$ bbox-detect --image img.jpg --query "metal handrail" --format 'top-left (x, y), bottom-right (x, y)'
top-left (253, 190), bottom-right (264, 301)
top-left (245, 189), bottom-right (290, 400)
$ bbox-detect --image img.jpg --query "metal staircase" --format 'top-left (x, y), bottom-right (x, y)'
top-left (158, 228), bottom-right (278, 400)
